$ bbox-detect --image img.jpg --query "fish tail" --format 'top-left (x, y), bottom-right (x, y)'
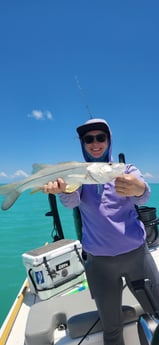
top-left (0, 183), bottom-right (21, 210)
top-left (2, 191), bottom-right (20, 210)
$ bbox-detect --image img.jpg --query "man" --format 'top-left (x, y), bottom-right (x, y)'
top-left (43, 118), bottom-right (159, 345)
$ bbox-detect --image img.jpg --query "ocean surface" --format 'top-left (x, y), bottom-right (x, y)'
top-left (0, 183), bottom-right (159, 327)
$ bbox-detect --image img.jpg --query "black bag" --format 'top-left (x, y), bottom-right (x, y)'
top-left (136, 206), bottom-right (159, 246)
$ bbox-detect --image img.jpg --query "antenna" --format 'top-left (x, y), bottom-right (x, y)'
top-left (75, 76), bottom-right (93, 119)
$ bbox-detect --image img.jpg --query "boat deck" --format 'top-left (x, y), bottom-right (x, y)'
top-left (0, 278), bottom-right (144, 345)
top-left (1, 244), bottom-right (159, 345)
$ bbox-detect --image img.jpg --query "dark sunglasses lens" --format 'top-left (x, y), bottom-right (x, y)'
top-left (83, 135), bottom-right (94, 144)
top-left (83, 134), bottom-right (107, 144)
top-left (96, 134), bottom-right (107, 142)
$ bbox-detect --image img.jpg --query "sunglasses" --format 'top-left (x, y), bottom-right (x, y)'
top-left (82, 133), bottom-right (107, 144)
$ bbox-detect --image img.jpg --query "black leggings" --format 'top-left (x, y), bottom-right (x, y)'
top-left (85, 243), bottom-right (159, 345)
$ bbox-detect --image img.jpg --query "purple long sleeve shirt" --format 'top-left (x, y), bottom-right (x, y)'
top-left (59, 164), bottom-right (150, 256)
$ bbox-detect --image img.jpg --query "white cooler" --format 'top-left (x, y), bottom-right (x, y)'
top-left (22, 239), bottom-right (85, 300)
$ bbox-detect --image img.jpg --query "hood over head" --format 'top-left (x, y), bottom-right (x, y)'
top-left (76, 118), bottom-right (113, 162)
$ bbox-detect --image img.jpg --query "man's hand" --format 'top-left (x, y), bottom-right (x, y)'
top-left (42, 178), bottom-right (67, 194)
top-left (115, 174), bottom-right (146, 197)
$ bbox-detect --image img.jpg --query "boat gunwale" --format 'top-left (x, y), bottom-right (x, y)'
top-left (0, 279), bottom-right (29, 345)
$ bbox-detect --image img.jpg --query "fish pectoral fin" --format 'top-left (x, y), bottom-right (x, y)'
top-left (30, 187), bottom-right (42, 194)
top-left (65, 184), bottom-right (81, 193)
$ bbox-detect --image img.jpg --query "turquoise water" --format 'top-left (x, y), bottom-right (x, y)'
top-left (0, 191), bottom-right (77, 327)
top-left (0, 184), bottom-right (159, 327)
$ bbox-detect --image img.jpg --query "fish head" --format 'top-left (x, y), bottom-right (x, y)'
top-left (86, 163), bottom-right (125, 184)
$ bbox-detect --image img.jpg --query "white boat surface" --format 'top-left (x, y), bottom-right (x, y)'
top-left (1, 195), bottom-right (159, 345)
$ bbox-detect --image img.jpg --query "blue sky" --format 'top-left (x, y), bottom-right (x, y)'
top-left (0, 0), bottom-right (159, 183)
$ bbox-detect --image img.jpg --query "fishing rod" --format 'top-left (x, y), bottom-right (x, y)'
top-left (75, 76), bottom-right (93, 119)
top-left (118, 153), bottom-right (126, 163)
top-left (45, 194), bottom-right (64, 242)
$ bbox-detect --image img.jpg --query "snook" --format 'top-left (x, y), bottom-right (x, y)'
top-left (0, 161), bottom-right (125, 210)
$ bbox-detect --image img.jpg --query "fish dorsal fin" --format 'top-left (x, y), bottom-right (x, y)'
top-left (32, 161), bottom-right (82, 174)
top-left (32, 163), bottom-right (52, 174)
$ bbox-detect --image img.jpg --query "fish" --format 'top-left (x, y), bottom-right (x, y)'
top-left (0, 161), bottom-right (125, 211)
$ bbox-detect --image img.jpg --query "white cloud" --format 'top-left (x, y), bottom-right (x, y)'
top-left (0, 169), bottom-right (29, 182)
top-left (31, 110), bottom-right (43, 120)
top-left (13, 170), bottom-right (29, 178)
top-left (0, 172), bottom-right (8, 178)
top-left (143, 172), bottom-right (153, 179)
top-left (28, 109), bottom-right (53, 121)
top-left (45, 110), bottom-right (52, 120)
top-left (142, 172), bottom-right (159, 183)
